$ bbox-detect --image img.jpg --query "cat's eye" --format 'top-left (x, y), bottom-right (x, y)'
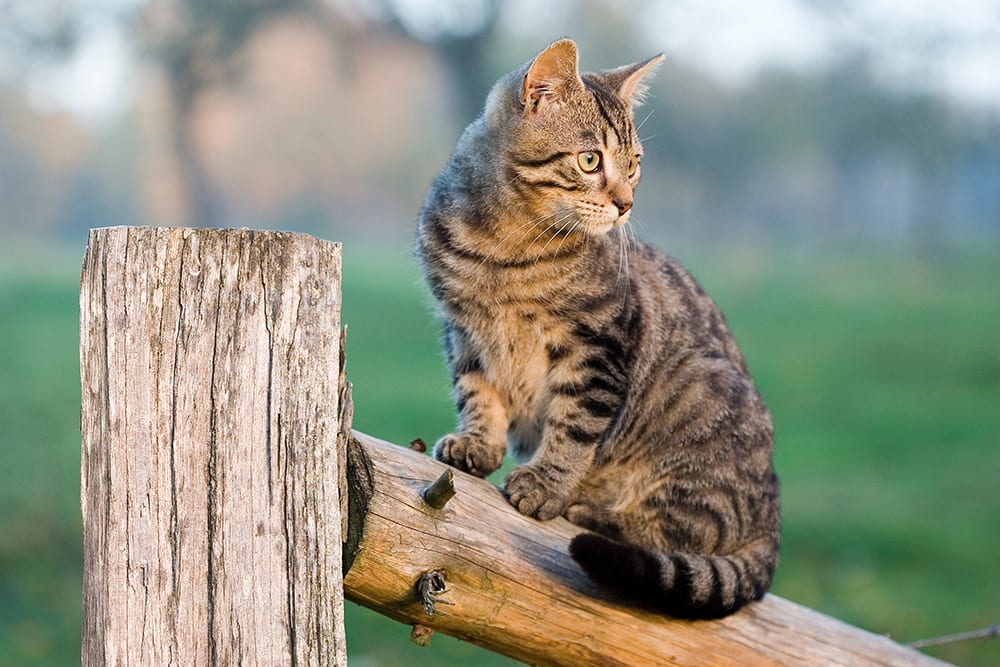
top-left (628, 155), bottom-right (640, 177)
top-left (578, 151), bottom-right (601, 173)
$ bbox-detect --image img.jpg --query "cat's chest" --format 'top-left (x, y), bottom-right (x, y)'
top-left (465, 305), bottom-right (551, 417)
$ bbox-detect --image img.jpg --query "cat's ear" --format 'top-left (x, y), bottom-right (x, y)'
top-left (521, 39), bottom-right (584, 114)
top-left (601, 53), bottom-right (665, 107)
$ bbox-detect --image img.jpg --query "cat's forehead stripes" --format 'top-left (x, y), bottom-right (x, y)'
top-left (584, 78), bottom-right (635, 148)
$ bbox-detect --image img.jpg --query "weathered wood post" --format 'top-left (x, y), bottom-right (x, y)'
top-left (80, 227), bottom-right (347, 665)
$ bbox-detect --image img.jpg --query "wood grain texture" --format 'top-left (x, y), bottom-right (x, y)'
top-left (80, 227), bottom-right (347, 666)
top-left (344, 430), bottom-right (951, 667)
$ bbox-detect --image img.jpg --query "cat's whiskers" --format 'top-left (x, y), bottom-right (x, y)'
top-left (636, 108), bottom-right (655, 132)
top-left (538, 212), bottom-right (581, 258)
top-left (524, 211), bottom-right (576, 260)
top-left (552, 219), bottom-right (585, 258)
top-left (615, 226), bottom-right (628, 286)
top-left (626, 212), bottom-right (648, 235)
top-left (613, 225), bottom-right (635, 307)
top-left (472, 212), bottom-right (557, 278)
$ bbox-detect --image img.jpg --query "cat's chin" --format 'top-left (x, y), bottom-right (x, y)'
top-left (583, 216), bottom-right (630, 236)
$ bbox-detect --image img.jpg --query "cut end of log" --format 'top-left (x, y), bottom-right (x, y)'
top-left (343, 435), bottom-right (373, 574)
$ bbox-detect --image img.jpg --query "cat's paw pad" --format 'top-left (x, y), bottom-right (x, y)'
top-left (433, 433), bottom-right (503, 478)
top-left (504, 466), bottom-right (568, 521)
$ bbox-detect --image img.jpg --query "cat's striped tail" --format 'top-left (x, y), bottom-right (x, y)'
top-left (569, 533), bottom-right (778, 619)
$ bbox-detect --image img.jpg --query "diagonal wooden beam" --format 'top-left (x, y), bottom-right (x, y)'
top-left (344, 430), bottom-right (950, 667)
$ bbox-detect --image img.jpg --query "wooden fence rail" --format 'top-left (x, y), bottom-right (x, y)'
top-left (80, 226), bottom-right (949, 666)
top-left (343, 430), bottom-right (949, 667)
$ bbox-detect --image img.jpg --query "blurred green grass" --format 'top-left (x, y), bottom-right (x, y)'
top-left (1, 242), bottom-right (998, 665)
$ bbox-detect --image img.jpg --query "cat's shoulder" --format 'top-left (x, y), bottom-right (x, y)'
top-left (629, 239), bottom-right (699, 283)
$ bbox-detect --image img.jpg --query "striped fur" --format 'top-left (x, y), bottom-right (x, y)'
top-left (416, 39), bottom-right (779, 619)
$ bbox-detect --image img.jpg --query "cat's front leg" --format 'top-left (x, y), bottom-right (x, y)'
top-left (434, 370), bottom-right (509, 478)
top-left (505, 383), bottom-right (618, 520)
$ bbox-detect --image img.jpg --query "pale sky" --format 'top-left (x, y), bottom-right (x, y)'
top-left (14, 0), bottom-right (1000, 122)
top-left (638, 0), bottom-right (1000, 109)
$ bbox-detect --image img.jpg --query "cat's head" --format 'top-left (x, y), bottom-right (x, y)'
top-left (486, 39), bottom-right (663, 236)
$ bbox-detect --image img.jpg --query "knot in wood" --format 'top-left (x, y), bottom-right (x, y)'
top-left (416, 570), bottom-right (453, 616)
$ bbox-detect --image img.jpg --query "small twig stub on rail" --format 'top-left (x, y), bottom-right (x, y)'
top-left (410, 624), bottom-right (436, 647)
top-left (421, 469), bottom-right (456, 509)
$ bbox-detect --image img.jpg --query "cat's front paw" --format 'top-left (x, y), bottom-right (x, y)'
top-left (433, 433), bottom-right (503, 478)
top-left (504, 465), bottom-right (569, 521)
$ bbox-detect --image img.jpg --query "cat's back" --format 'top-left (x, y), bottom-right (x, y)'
top-left (624, 240), bottom-right (749, 375)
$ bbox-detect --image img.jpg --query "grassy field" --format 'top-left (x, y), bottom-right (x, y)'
top-left (1, 241), bottom-right (997, 665)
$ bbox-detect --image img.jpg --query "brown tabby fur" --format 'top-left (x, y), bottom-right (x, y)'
top-left (415, 39), bottom-right (779, 619)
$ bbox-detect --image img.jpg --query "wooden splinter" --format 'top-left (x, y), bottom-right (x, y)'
top-left (421, 468), bottom-right (456, 509)
top-left (410, 624), bottom-right (436, 647)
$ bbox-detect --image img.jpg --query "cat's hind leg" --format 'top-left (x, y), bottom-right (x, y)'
top-left (565, 503), bottom-right (624, 541)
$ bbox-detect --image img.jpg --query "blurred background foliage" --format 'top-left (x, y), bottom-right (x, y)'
top-left (0, 0), bottom-right (998, 665)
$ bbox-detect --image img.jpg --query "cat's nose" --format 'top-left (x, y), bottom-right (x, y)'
top-left (614, 198), bottom-right (633, 216)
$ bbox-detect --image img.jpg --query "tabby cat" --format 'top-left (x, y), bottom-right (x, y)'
top-left (416, 39), bottom-right (779, 619)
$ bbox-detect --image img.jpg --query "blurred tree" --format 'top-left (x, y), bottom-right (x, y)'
top-left (0, 84), bottom-right (92, 239)
top-left (370, 0), bottom-right (500, 124)
top-left (1, 0), bottom-right (996, 244)
top-left (0, 0), bottom-right (361, 228)
top-left (0, 0), bottom-right (83, 66)
top-left (806, 59), bottom-right (955, 250)
top-left (135, 0), bottom-right (358, 227)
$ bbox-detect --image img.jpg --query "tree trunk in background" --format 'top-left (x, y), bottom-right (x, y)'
top-left (166, 53), bottom-right (218, 228)
top-left (439, 27), bottom-right (498, 126)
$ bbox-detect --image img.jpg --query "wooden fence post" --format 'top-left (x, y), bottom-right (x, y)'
top-left (80, 227), bottom-right (347, 665)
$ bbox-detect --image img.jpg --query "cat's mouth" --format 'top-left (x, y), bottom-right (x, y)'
top-left (581, 209), bottom-right (631, 235)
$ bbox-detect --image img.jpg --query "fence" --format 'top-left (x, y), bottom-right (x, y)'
top-left (79, 227), bottom-right (948, 666)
